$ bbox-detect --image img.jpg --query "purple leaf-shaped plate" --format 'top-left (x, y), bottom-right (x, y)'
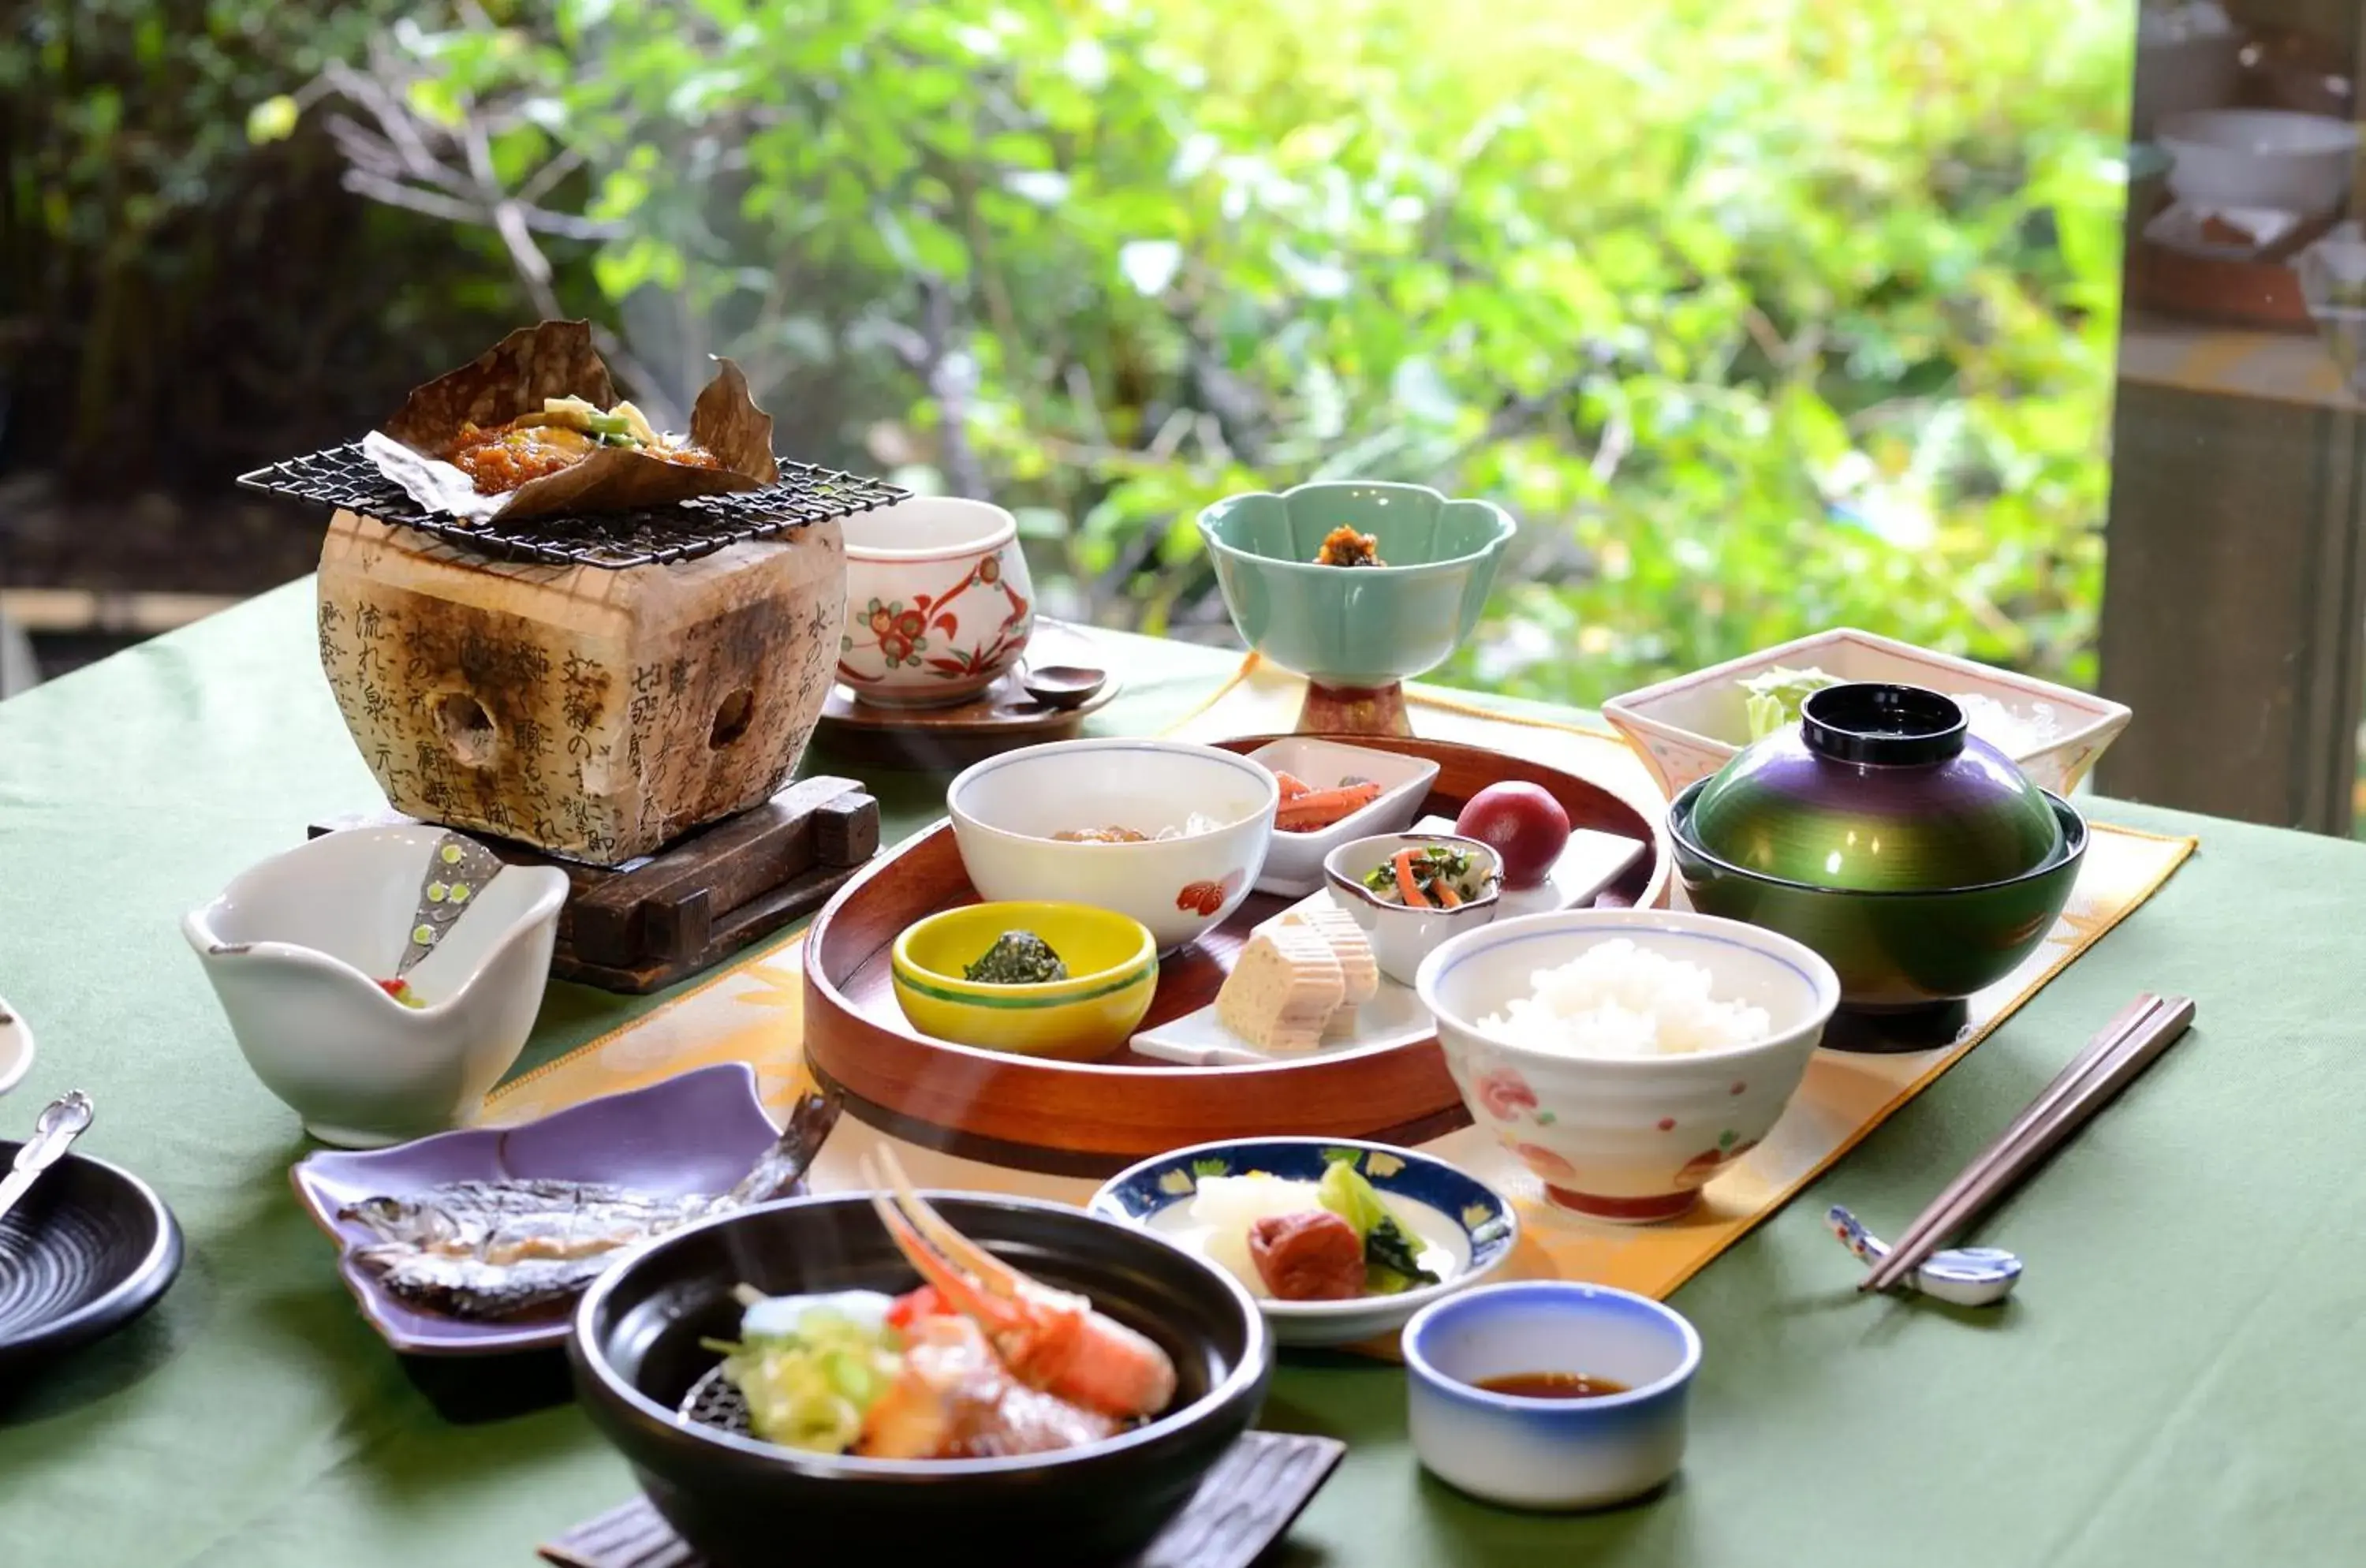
top-left (290, 1063), bottom-right (785, 1357)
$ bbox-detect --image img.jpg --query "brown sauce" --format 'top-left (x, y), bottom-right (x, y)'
top-left (1472, 1371), bottom-right (1630, 1400)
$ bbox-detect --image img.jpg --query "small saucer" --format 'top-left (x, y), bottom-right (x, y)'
top-left (0, 1140), bottom-right (183, 1374)
top-left (813, 621), bottom-right (1120, 770)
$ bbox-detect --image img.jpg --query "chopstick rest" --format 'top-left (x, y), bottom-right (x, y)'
top-left (1856, 993), bottom-right (2197, 1298)
top-left (1827, 1205), bottom-right (2022, 1307)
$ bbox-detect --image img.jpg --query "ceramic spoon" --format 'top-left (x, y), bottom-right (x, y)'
top-left (0, 1089), bottom-right (95, 1229)
top-left (1020, 663), bottom-right (1108, 710)
top-left (1826, 1204), bottom-right (2022, 1307)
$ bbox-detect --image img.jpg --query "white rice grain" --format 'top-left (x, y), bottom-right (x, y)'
top-left (1476, 939), bottom-right (1771, 1058)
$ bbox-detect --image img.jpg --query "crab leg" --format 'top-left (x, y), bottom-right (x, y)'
top-left (860, 1153), bottom-right (1041, 1333)
top-left (872, 1148), bottom-right (1038, 1299)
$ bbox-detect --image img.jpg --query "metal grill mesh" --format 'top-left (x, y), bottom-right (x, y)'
top-left (236, 442), bottom-right (906, 569)
top-left (678, 1365), bottom-right (752, 1435)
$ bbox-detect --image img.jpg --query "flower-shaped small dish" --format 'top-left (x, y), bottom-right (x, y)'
top-left (1601, 627), bottom-right (2131, 802)
top-left (184, 825), bottom-right (568, 1148)
top-left (289, 1063), bottom-right (789, 1357)
top-left (1088, 1137), bottom-right (1517, 1349)
top-left (891, 902), bottom-right (1160, 1062)
top-left (1323, 832), bottom-right (1502, 987)
top-left (1247, 737), bottom-right (1441, 897)
top-left (1404, 1281), bottom-right (1700, 1511)
top-left (0, 995), bottom-right (33, 1098)
top-left (1416, 909), bottom-right (1840, 1223)
top-left (1198, 482), bottom-right (1516, 737)
top-left (947, 738), bottom-right (1278, 954)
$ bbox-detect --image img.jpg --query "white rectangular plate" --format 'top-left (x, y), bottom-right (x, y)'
top-left (1248, 737), bottom-right (1440, 897)
top-left (1129, 820), bottom-right (1647, 1067)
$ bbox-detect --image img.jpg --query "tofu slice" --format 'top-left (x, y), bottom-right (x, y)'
top-left (1216, 925), bottom-right (1347, 1054)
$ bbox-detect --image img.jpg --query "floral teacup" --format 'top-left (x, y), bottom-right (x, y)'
top-left (838, 497), bottom-right (1035, 708)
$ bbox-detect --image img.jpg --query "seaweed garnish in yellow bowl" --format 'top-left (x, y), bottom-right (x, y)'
top-left (890, 902), bottom-right (1159, 1062)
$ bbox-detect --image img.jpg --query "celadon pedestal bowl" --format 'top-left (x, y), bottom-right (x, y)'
top-left (1197, 482), bottom-right (1515, 736)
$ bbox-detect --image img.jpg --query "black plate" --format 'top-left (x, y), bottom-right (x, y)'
top-left (570, 1193), bottom-right (1272, 1568)
top-left (0, 1139), bottom-right (183, 1375)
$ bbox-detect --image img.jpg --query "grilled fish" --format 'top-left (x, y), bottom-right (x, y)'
top-left (342, 1090), bottom-right (840, 1320)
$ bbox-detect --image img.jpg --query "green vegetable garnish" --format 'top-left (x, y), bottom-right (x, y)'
top-left (1740, 666), bottom-right (1843, 739)
top-left (1361, 846), bottom-right (1485, 905)
top-left (963, 929), bottom-right (1069, 985)
top-left (718, 1308), bottom-right (903, 1455)
top-left (1316, 1154), bottom-right (1441, 1294)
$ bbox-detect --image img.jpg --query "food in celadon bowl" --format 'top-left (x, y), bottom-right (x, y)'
top-left (1197, 481), bottom-right (1514, 735)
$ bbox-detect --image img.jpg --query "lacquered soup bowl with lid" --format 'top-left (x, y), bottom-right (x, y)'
top-left (1670, 683), bottom-right (2087, 1039)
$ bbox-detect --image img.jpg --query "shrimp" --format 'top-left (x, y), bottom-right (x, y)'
top-left (863, 1150), bottom-right (1179, 1421)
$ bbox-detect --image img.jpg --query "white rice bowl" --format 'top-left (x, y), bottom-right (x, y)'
top-left (1476, 938), bottom-right (1771, 1058)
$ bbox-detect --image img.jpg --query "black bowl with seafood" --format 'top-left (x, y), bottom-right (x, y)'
top-left (569, 1191), bottom-right (1271, 1568)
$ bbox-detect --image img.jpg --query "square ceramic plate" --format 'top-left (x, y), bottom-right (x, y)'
top-left (289, 1063), bottom-right (786, 1357)
top-left (1247, 737), bottom-right (1441, 897)
top-left (1600, 627), bottom-right (2131, 801)
top-left (1129, 820), bottom-right (1644, 1067)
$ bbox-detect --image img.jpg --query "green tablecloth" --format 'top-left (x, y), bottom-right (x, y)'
top-left (2, 581), bottom-right (2359, 1568)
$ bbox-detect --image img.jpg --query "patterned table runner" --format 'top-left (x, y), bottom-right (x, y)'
top-left (486, 656), bottom-right (2197, 1321)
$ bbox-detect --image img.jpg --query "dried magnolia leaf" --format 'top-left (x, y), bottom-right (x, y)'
top-left (381, 320), bottom-right (615, 456)
top-left (365, 321), bottom-right (777, 524)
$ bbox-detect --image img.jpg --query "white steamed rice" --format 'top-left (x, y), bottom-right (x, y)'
top-left (1476, 939), bottom-right (1771, 1058)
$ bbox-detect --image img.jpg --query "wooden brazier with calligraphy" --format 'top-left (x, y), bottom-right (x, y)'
top-left (315, 511), bottom-right (846, 867)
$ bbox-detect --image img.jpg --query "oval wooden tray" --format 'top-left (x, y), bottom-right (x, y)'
top-left (802, 734), bottom-right (1672, 1173)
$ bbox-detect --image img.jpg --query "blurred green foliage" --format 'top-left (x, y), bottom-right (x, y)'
top-left (1, 2), bottom-right (532, 483)
top-left (62, 0), bottom-right (2133, 704)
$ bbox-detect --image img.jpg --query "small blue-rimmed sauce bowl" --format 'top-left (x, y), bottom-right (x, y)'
top-left (1404, 1281), bottom-right (1700, 1510)
top-left (1088, 1137), bottom-right (1517, 1348)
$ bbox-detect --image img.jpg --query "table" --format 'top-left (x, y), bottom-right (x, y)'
top-left (2, 580), bottom-right (2360, 1568)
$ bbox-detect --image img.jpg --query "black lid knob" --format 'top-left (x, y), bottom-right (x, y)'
top-left (1800, 682), bottom-right (1967, 766)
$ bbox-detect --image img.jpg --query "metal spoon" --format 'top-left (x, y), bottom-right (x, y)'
top-left (1019, 663), bottom-right (1108, 710)
top-left (0, 1090), bottom-right (95, 1228)
top-left (1827, 1204), bottom-right (2021, 1307)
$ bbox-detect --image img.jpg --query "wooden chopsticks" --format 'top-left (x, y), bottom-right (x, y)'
top-left (1860, 992), bottom-right (2197, 1295)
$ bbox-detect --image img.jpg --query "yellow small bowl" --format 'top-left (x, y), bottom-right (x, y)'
top-left (890, 902), bottom-right (1160, 1062)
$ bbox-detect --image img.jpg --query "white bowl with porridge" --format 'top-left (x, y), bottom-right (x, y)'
top-left (1415, 910), bottom-right (1840, 1223)
top-left (947, 738), bottom-right (1280, 954)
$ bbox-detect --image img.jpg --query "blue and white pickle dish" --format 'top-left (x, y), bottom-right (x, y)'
top-left (1405, 1281), bottom-right (1701, 1511)
top-left (1088, 1137), bottom-right (1517, 1348)
top-left (183, 824), bottom-right (568, 1148)
top-left (1827, 1204), bottom-right (2025, 1307)
top-left (1416, 909), bottom-right (1841, 1223)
